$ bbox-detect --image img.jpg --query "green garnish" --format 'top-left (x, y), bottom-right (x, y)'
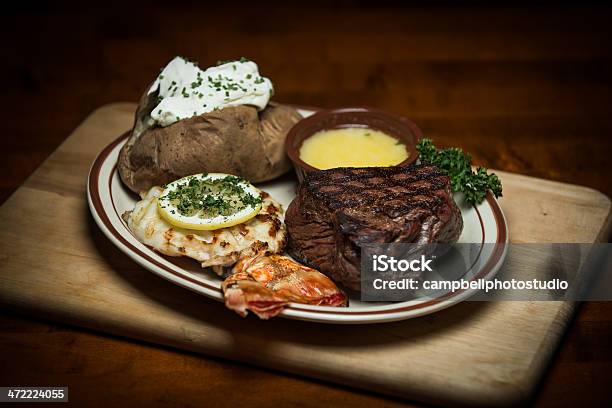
top-left (163, 175), bottom-right (262, 218)
top-left (217, 57), bottom-right (250, 66)
top-left (190, 77), bottom-right (203, 88)
top-left (416, 138), bottom-right (502, 205)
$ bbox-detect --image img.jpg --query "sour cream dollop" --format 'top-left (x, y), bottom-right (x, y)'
top-left (147, 56), bottom-right (274, 127)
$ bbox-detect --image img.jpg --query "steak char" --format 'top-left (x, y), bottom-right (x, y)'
top-left (285, 165), bottom-right (463, 291)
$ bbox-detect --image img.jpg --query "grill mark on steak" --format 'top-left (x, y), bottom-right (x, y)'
top-left (285, 164), bottom-right (463, 291)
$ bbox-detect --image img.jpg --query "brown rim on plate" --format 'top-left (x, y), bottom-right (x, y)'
top-left (88, 135), bottom-right (506, 318)
top-left (285, 107), bottom-right (422, 182)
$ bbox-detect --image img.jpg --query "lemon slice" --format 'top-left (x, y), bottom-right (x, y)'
top-left (157, 173), bottom-right (262, 231)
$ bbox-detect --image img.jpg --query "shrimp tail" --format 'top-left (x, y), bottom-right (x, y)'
top-left (223, 279), bottom-right (288, 319)
top-left (222, 254), bottom-right (347, 319)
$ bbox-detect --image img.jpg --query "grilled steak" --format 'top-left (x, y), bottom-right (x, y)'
top-left (285, 165), bottom-right (463, 291)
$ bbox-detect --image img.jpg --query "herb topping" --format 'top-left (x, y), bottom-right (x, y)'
top-left (162, 175), bottom-right (262, 218)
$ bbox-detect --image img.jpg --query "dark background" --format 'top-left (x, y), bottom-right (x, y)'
top-left (1, 1), bottom-right (611, 407)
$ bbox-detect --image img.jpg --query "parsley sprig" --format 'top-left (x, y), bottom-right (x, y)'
top-left (416, 138), bottom-right (502, 205)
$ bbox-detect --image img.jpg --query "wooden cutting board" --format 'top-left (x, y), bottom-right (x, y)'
top-left (0, 103), bottom-right (610, 407)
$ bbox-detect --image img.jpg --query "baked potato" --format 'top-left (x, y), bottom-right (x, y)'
top-left (118, 87), bottom-right (302, 194)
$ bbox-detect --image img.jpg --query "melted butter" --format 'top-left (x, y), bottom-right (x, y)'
top-left (299, 127), bottom-right (408, 170)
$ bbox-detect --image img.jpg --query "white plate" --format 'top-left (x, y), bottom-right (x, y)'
top-left (87, 109), bottom-right (508, 324)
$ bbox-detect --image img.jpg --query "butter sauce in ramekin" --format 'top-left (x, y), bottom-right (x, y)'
top-left (285, 107), bottom-right (422, 182)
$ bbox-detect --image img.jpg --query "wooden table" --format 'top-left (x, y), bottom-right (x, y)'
top-left (1, 3), bottom-right (611, 407)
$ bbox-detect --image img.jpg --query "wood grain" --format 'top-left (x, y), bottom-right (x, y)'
top-left (1, 3), bottom-right (611, 407)
top-left (0, 103), bottom-right (610, 407)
